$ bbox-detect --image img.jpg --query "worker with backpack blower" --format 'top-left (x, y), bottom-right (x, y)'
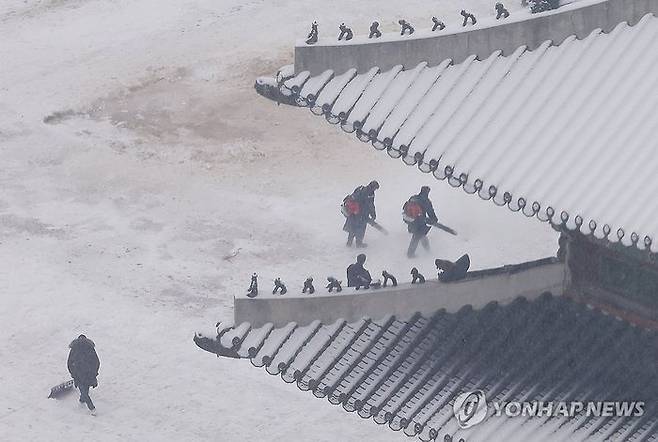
top-left (402, 186), bottom-right (438, 258)
top-left (341, 180), bottom-right (380, 248)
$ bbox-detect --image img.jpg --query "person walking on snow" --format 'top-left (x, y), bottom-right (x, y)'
top-left (67, 334), bottom-right (100, 413)
top-left (342, 180), bottom-right (379, 248)
top-left (403, 186), bottom-right (438, 258)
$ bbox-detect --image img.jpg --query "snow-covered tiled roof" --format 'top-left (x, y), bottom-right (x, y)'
top-left (196, 293), bottom-right (658, 441)
top-left (268, 13), bottom-right (658, 254)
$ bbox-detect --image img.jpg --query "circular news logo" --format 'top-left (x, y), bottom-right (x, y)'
top-left (453, 390), bottom-right (488, 429)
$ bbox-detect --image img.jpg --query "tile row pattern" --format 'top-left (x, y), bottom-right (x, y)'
top-left (268, 14), bottom-right (658, 255)
top-left (196, 293), bottom-right (658, 441)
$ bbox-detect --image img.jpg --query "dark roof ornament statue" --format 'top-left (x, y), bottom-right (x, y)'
top-left (398, 19), bottom-right (415, 35)
top-left (411, 267), bottom-right (426, 284)
top-left (273, 277), bottom-right (287, 295)
top-left (326, 276), bottom-right (342, 292)
top-left (246, 273), bottom-right (258, 298)
top-left (382, 270), bottom-right (398, 287)
top-left (461, 10), bottom-right (477, 26)
top-left (530, 0), bottom-right (560, 13)
top-left (496, 3), bottom-right (510, 19)
top-left (368, 21), bottom-right (382, 39)
top-left (338, 23), bottom-right (354, 41)
top-left (432, 17), bottom-right (446, 31)
top-left (306, 21), bottom-right (318, 45)
top-left (302, 277), bottom-right (315, 294)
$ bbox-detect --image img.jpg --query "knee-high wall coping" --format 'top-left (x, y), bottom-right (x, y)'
top-left (294, 0), bottom-right (658, 75)
top-left (234, 259), bottom-right (566, 327)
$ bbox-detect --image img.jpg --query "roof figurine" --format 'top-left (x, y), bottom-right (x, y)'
top-left (495, 3), bottom-right (510, 19)
top-left (368, 21), bottom-right (382, 39)
top-left (246, 273), bottom-right (258, 298)
top-left (306, 21), bottom-right (318, 45)
top-left (461, 10), bottom-right (477, 26)
top-left (435, 254), bottom-right (471, 282)
top-left (432, 16), bottom-right (446, 31)
top-left (338, 23), bottom-right (353, 41)
top-left (302, 277), bottom-right (315, 294)
top-left (410, 267), bottom-right (425, 284)
top-left (398, 19), bottom-right (415, 35)
top-left (326, 276), bottom-right (342, 292)
top-left (272, 277), bottom-right (287, 295)
top-left (382, 270), bottom-right (397, 287)
top-left (530, 0), bottom-right (560, 13)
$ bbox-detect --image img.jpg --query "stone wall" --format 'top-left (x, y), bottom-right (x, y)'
top-left (565, 232), bottom-right (658, 323)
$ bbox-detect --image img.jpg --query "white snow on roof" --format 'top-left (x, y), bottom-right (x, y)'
top-left (279, 14), bottom-right (658, 253)
top-left (203, 295), bottom-right (658, 441)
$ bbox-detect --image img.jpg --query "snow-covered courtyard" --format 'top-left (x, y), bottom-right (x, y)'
top-left (0, 1), bottom-right (556, 440)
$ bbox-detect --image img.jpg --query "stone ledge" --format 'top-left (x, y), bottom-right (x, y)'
top-left (234, 259), bottom-right (566, 327)
top-left (294, 0), bottom-right (658, 75)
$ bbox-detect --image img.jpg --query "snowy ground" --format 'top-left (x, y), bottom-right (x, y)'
top-left (0, 1), bottom-right (556, 441)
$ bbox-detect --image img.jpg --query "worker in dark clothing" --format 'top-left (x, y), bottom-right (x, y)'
top-left (67, 334), bottom-right (100, 413)
top-left (403, 186), bottom-right (438, 258)
top-left (347, 253), bottom-right (372, 288)
top-left (435, 254), bottom-right (471, 282)
top-left (342, 180), bottom-right (379, 248)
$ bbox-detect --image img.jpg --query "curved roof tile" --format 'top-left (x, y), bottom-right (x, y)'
top-left (270, 14), bottom-right (658, 254)
top-left (195, 293), bottom-right (658, 441)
